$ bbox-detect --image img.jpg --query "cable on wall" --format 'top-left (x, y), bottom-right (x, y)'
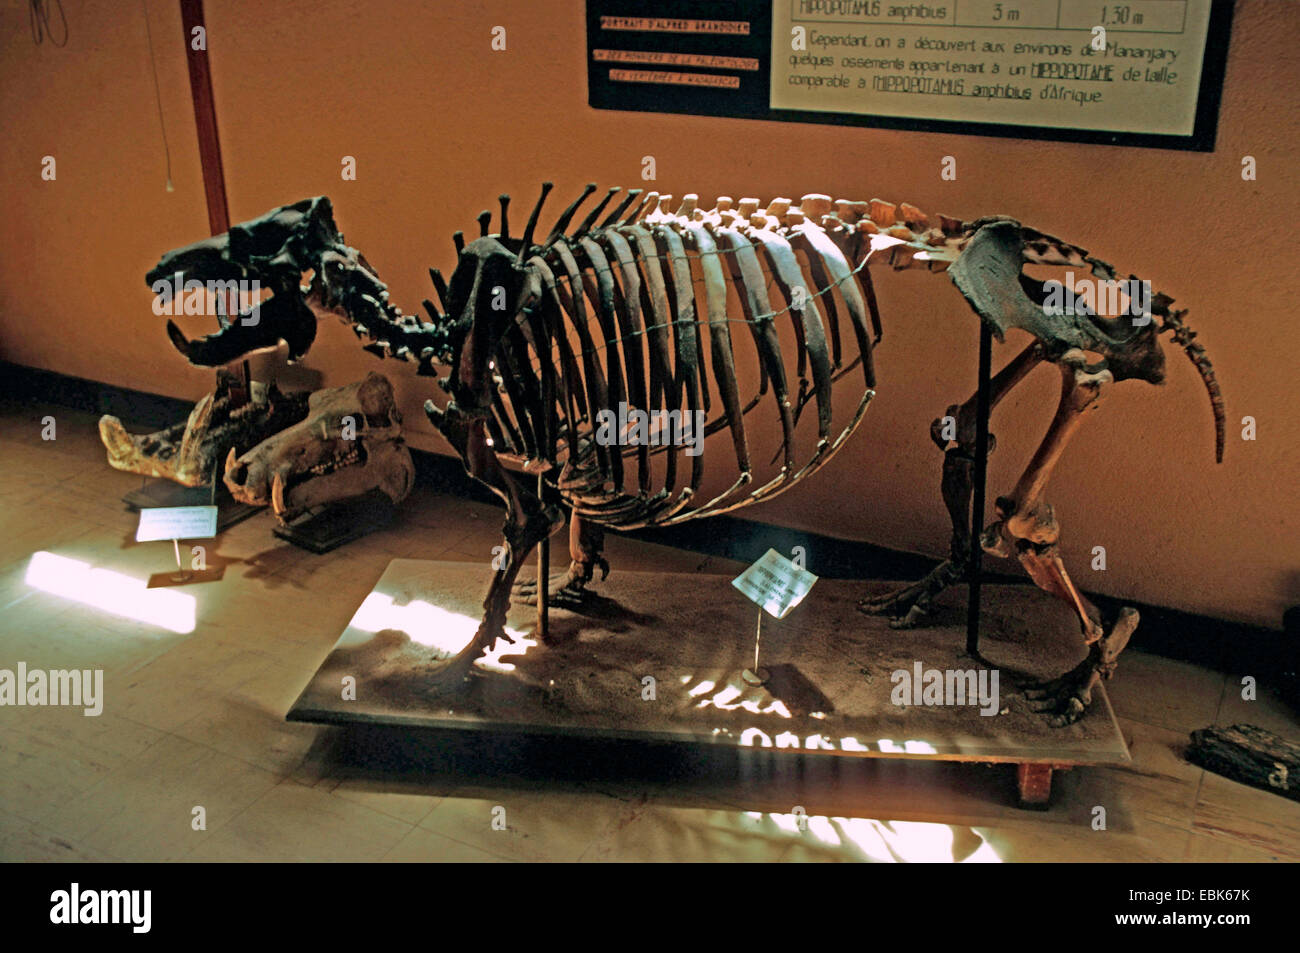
top-left (29, 0), bottom-right (68, 46)
top-left (140, 0), bottom-right (175, 191)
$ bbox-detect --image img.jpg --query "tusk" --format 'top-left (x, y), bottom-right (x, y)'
top-left (271, 471), bottom-right (287, 516)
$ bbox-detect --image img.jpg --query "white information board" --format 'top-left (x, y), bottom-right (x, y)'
top-left (771, 1), bottom-right (1217, 138)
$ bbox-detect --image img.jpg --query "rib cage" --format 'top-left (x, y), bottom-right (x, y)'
top-left (368, 184), bottom-right (1222, 533)
top-left (477, 187), bottom-right (986, 530)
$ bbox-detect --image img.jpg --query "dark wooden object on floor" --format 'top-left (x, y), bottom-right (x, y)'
top-left (1187, 723), bottom-right (1300, 803)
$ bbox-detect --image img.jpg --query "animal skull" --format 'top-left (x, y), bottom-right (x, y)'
top-left (223, 372), bottom-right (414, 523)
top-left (99, 370), bottom-right (310, 487)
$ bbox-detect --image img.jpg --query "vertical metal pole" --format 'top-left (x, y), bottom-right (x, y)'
top-left (178, 0), bottom-right (251, 399)
top-left (179, 0), bottom-right (229, 237)
top-left (537, 472), bottom-right (549, 642)
top-left (966, 322), bottom-right (993, 656)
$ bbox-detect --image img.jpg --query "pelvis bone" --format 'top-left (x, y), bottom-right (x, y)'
top-left (223, 371), bottom-right (415, 523)
top-left (99, 370), bottom-right (311, 487)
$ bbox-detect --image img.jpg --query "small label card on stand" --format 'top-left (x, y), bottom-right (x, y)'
top-left (136, 505), bottom-right (218, 542)
top-left (732, 548), bottom-right (818, 685)
top-left (137, 506), bottom-right (224, 588)
top-left (732, 548), bottom-right (818, 619)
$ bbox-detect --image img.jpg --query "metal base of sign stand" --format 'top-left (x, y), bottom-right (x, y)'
top-left (147, 567), bottom-right (225, 589)
top-left (146, 537), bottom-right (225, 588)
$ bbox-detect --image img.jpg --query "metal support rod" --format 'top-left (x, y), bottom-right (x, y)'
top-left (753, 609), bottom-right (763, 673)
top-left (966, 322), bottom-right (993, 656)
top-left (171, 537), bottom-right (192, 583)
top-left (178, 0), bottom-right (251, 399)
top-left (537, 471), bottom-right (549, 643)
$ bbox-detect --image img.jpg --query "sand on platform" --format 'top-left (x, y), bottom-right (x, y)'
top-left (290, 560), bottom-right (1129, 765)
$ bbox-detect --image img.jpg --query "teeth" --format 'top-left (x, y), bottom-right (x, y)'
top-left (302, 447), bottom-right (362, 478)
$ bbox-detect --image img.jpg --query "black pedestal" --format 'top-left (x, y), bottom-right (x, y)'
top-left (272, 491), bottom-right (397, 554)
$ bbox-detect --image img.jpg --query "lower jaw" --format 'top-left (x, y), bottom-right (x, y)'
top-left (268, 466), bottom-right (362, 513)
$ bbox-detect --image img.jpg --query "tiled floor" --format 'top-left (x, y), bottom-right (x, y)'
top-left (1, 401), bottom-right (1296, 862)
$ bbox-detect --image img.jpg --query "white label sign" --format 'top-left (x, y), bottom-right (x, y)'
top-left (732, 548), bottom-right (818, 619)
top-left (770, 0), bottom-right (1216, 138)
top-left (135, 505), bottom-right (218, 543)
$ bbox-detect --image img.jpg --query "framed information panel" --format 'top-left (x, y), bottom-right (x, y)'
top-left (587, 0), bottom-right (1233, 150)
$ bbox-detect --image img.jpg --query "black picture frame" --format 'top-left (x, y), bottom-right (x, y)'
top-left (587, 0), bottom-right (1234, 152)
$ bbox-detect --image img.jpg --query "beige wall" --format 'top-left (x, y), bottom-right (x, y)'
top-left (2, 1), bottom-right (1296, 627)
